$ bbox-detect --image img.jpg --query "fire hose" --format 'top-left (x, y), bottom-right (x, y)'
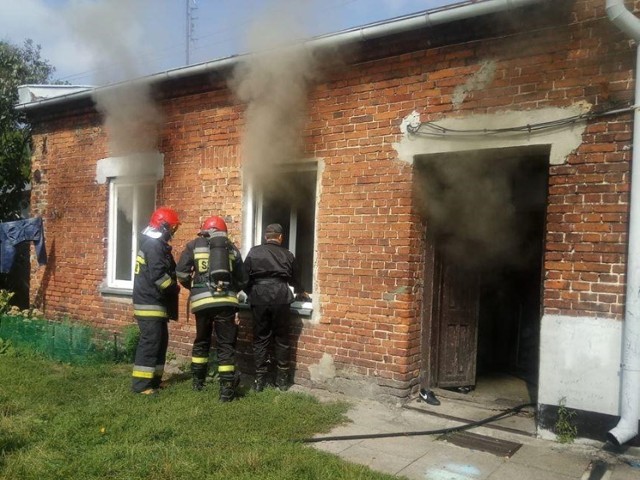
top-left (301, 402), bottom-right (535, 443)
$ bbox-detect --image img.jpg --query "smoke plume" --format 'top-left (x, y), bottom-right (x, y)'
top-left (415, 153), bottom-right (525, 270)
top-left (229, 0), bottom-right (319, 184)
top-left (65, 0), bottom-right (162, 157)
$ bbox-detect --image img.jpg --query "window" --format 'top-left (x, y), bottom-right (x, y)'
top-left (106, 179), bottom-right (156, 290)
top-left (245, 163), bottom-right (317, 294)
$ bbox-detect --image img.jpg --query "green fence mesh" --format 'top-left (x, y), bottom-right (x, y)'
top-left (0, 314), bottom-right (137, 364)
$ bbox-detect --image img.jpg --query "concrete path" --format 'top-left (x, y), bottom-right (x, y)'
top-left (295, 386), bottom-right (640, 480)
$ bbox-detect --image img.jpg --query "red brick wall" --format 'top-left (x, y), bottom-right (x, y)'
top-left (28, 0), bottom-right (635, 398)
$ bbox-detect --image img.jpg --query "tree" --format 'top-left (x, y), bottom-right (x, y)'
top-left (0, 39), bottom-right (56, 221)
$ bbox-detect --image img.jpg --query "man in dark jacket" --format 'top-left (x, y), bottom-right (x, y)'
top-left (131, 207), bottom-right (181, 395)
top-left (244, 223), bottom-right (310, 392)
top-left (176, 215), bottom-right (249, 401)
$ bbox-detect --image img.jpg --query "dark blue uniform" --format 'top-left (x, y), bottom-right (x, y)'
top-left (244, 239), bottom-right (305, 390)
top-left (131, 234), bottom-right (179, 393)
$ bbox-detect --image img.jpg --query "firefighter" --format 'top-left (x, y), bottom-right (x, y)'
top-left (131, 206), bottom-right (181, 395)
top-left (176, 215), bottom-right (249, 402)
top-left (244, 223), bottom-right (310, 392)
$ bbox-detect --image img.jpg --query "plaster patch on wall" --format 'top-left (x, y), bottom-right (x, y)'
top-left (538, 314), bottom-right (622, 415)
top-left (399, 110), bottom-right (422, 135)
top-left (95, 152), bottom-right (164, 184)
top-left (308, 352), bottom-right (337, 383)
top-left (394, 103), bottom-right (591, 165)
top-left (452, 60), bottom-right (496, 108)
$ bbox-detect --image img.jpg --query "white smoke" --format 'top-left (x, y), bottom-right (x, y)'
top-left (229, 0), bottom-right (320, 184)
top-left (65, 0), bottom-right (163, 158)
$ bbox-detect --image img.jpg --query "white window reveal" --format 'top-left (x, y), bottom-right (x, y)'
top-left (97, 153), bottom-right (163, 293)
top-left (106, 179), bottom-right (156, 290)
top-left (244, 162), bottom-right (318, 314)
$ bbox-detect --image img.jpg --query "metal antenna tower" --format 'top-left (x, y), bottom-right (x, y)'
top-left (185, 0), bottom-right (198, 65)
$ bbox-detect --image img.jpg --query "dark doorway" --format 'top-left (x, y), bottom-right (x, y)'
top-left (416, 146), bottom-right (548, 405)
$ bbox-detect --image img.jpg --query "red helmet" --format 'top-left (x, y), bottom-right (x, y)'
top-left (149, 207), bottom-right (181, 235)
top-left (199, 215), bottom-right (227, 236)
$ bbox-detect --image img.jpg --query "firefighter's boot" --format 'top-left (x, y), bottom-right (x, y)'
top-left (151, 375), bottom-right (162, 390)
top-left (253, 371), bottom-right (268, 392)
top-left (219, 375), bottom-right (236, 402)
top-left (191, 362), bottom-right (208, 391)
top-left (275, 367), bottom-right (290, 392)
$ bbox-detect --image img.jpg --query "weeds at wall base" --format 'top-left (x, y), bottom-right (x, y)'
top-left (555, 396), bottom-right (578, 444)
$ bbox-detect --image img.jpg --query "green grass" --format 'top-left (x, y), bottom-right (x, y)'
top-left (0, 349), bottom-right (397, 480)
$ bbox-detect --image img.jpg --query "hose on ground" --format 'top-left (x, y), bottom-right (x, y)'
top-left (301, 402), bottom-right (535, 443)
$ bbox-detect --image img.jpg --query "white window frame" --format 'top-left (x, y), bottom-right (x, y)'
top-left (253, 193), bottom-right (299, 255)
top-left (106, 178), bottom-right (156, 290)
top-left (243, 161), bottom-right (318, 311)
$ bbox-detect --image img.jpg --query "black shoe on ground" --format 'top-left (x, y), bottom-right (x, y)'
top-left (419, 388), bottom-right (441, 406)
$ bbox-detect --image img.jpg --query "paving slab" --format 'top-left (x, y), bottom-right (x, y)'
top-left (509, 443), bottom-right (591, 478)
top-left (296, 385), bottom-right (640, 480)
top-left (487, 461), bottom-right (577, 480)
top-left (337, 443), bottom-right (417, 477)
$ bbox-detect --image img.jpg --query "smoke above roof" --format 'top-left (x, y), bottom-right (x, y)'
top-left (65, 0), bottom-right (162, 159)
top-left (229, 0), bottom-right (320, 183)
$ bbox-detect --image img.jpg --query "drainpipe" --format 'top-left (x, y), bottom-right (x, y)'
top-left (606, 0), bottom-right (640, 447)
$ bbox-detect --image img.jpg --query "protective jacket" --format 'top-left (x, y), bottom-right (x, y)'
top-left (244, 241), bottom-right (304, 305)
top-left (133, 234), bottom-right (179, 320)
top-left (176, 235), bottom-right (248, 312)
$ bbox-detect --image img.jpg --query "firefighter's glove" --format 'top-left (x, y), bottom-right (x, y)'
top-left (295, 292), bottom-right (311, 303)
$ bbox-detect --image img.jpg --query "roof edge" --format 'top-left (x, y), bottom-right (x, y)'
top-left (15, 0), bottom-right (547, 113)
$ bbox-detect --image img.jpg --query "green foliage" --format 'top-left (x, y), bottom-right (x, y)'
top-left (555, 397), bottom-right (577, 444)
top-left (0, 337), bottom-right (13, 355)
top-left (0, 356), bottom-right (395, 480)
top-left (0, 290), bottom-right (15, 315)
top-left (0, 39), bottom-right (56, 221)
top-left (121, 324), bottom-right (140, 362)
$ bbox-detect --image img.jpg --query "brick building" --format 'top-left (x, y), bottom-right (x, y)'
top-left (16, 0), bottom-right (640, 444)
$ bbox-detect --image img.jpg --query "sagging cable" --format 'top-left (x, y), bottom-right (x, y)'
top-left (300, 402), bottom-right (535, 443)
top-left (407, 105), bottom-right (636, 137)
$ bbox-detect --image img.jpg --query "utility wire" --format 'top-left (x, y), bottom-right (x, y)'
top-left (407, 105), bottom-right (636, 137)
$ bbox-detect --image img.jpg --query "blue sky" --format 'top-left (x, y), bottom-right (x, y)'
top-left (0, 0), bottom-right (459, 85)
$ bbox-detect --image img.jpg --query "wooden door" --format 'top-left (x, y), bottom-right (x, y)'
top-left (434, 251), bottom-right (480, 388)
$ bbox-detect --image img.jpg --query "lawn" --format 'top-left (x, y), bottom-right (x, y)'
top-left (0, 348), bottom-right (397, 480)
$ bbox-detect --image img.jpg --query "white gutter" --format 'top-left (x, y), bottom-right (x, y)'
top-left (606, 0), bottom-right (640, 447)
top-left (16, 0), bottom-right (546, 112)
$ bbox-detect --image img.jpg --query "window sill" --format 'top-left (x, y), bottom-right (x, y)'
top-left (238, 301), bottom-right (313, 318)
top-left (100, 285), bottom-right (133, 297)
